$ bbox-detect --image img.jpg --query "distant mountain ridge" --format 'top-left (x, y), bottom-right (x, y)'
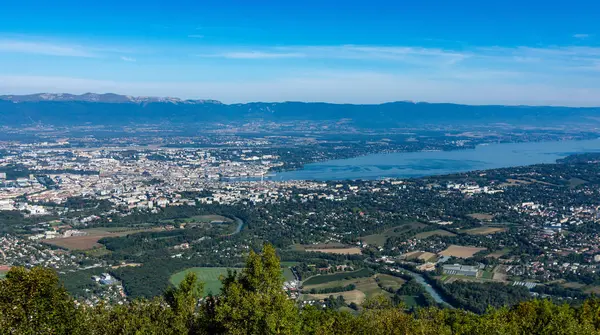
top-left (0, 92), bottom-right (599, 128)
top-left (0, 93), bottom-right (222, 105)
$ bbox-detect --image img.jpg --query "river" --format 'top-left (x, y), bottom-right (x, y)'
top-left (399, 268), bottom-right (452, 307)
top-left (270, 138), bottom-right (600, 181)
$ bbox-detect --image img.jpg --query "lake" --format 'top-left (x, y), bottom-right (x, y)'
top-left (271, 138), bottom-right (600, 181)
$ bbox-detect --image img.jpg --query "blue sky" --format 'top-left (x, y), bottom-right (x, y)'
top-left (1, 0), bottom-right (599, 105)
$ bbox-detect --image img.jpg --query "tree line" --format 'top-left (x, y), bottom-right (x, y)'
top-left (4, 244), bottom-right (600, 334)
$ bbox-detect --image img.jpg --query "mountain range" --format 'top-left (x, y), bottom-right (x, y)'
top-left (0, 93), bottom-right (598, 128)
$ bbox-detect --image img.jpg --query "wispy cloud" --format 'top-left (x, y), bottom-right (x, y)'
top-left (188, 34), bottom-right (204, 39)
top-left (199, 45), bottom-right (468, 66)
top-left (120, 56), bottom-right (136, 62)
top-left (0, 40), bottom-right (97, 57)
top-left (574, 34), bottom-right (590, 39)
top-left (201, 51), bottom-right (306, 59)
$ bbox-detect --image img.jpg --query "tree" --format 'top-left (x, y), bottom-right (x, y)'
top-left (0, 267), bottom-right (80, 334)
top-left (164, 272), bottom-right (204, 332)
top-left (208, 244), bottom-right (300, 334)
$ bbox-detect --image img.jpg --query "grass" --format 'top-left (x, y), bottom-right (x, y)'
top-left (376, 274), bottom-right (406, 291)
top-left (354, 278), bottom-right (391, 299)
top-left (360, 222), bottom-right (429, 246)
top-left (487, 247), bottom-right (511, 259)
top-left (401, 295), bottom-right (419, 308)
top-left (170, 267), bottom-right (240, 295)
top-left (280, 261), bottom-right (300, 267)
top-left (171, 266), bottom-right (296, 294)
top-left (481, 271), bottom-right (494, 280)
top-left (303, 268), bottom-right (373, 286)
top-left (568, 177), bottom-right (588, 188)
top-left (414, 229), bottom-right (456, 239)
top-left (83, 247), bottom-right (112, 257)
top-left (464, 227), bottom-right (507, 235)
top-left (283, 268), bottom-right (295, 281)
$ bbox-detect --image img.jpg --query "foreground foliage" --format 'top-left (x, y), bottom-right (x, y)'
top-left (3, 245), bottom-right (600, 334)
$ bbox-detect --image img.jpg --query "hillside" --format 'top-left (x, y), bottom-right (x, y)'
top-left (1, 93), bottom-right (599, 128)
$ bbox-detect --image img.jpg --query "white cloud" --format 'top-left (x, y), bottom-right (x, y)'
top-left (188, 34), bottom-right (204, 39)
top-left (120, 56), bottom-right (136, 62)
top-left (0, 40), bottom-right (97, 57)
top-left (574, 34), bottom-right (590, 39)
top-left (202, 51), bottom-right (306, 59)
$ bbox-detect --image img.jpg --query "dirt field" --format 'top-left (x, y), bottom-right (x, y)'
top-left (465, 227), bottom-right (507, 235)
top-left (42, 227), bottom-right (161, 250)
top-left (467, 213), bottom-right (495, 221)
top-left (402, 251), bottom-right (437, 262)
top-left (306, 247), bottom-right (362, 255)
top-left (305, 290), bottom-right (367, 305)
top-left (439, 245), bottom-right (486, 258)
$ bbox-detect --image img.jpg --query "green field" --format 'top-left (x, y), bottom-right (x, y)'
top-left (303, 268), bottom-right (373, 286)
top-left (360, 222), bottom-right (428, 246)
top-left (400, 295), bottom-right (419, 308)
top-left (414, 229), bottom-right (456, 239)
top-left (171, 265), bottom-right (296, 295)
top-left (376, 274), bottom-right (406, 291)
top-left (170, 267), bottom-right (240, 295)
top-left (283, 268), bottom-right (295, 281)
top-left (481, 271), bottom-right (494, 279)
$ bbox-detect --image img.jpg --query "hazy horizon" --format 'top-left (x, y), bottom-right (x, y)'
top-left (2, 0), bottom-right (600, 106)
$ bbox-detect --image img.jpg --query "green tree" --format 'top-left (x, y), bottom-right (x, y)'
top-left (0, 267), bottom-right (80, 334)
top-left (208, 244), bottom-right (300, 334)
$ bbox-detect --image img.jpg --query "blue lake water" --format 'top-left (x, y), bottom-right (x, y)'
top-left (271, 138), bottom-right (600, 181)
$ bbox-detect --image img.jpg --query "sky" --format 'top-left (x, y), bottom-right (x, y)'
top-left (1, 0), bottom-right (600, 106)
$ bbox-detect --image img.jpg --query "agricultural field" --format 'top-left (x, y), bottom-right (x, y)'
top-left (402, 251), bottom-right (437, 262)
top-left (414, 229), bottom-right (456, 239)
top-left (42, 227), bottom-right (161, 250)
top-left (302, 268), bottom-right (373, 286)
top-left (464, 226), bottom-right (507, 235)
top-left (360, 222), bottom-right (429, 246)
top-left (302, 274), bottom-right (400, 305)
top-left (439, 245), bottom-right (486, 258)
top-left (294, 243), bottom-right (362, 255)
top-left (170, 267), bottom-right (239, 295)
top-left (303, 290), bottom-right (367, 305)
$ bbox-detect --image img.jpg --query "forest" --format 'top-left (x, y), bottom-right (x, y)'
top-left (3, 244), bottom-right (600, 335)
